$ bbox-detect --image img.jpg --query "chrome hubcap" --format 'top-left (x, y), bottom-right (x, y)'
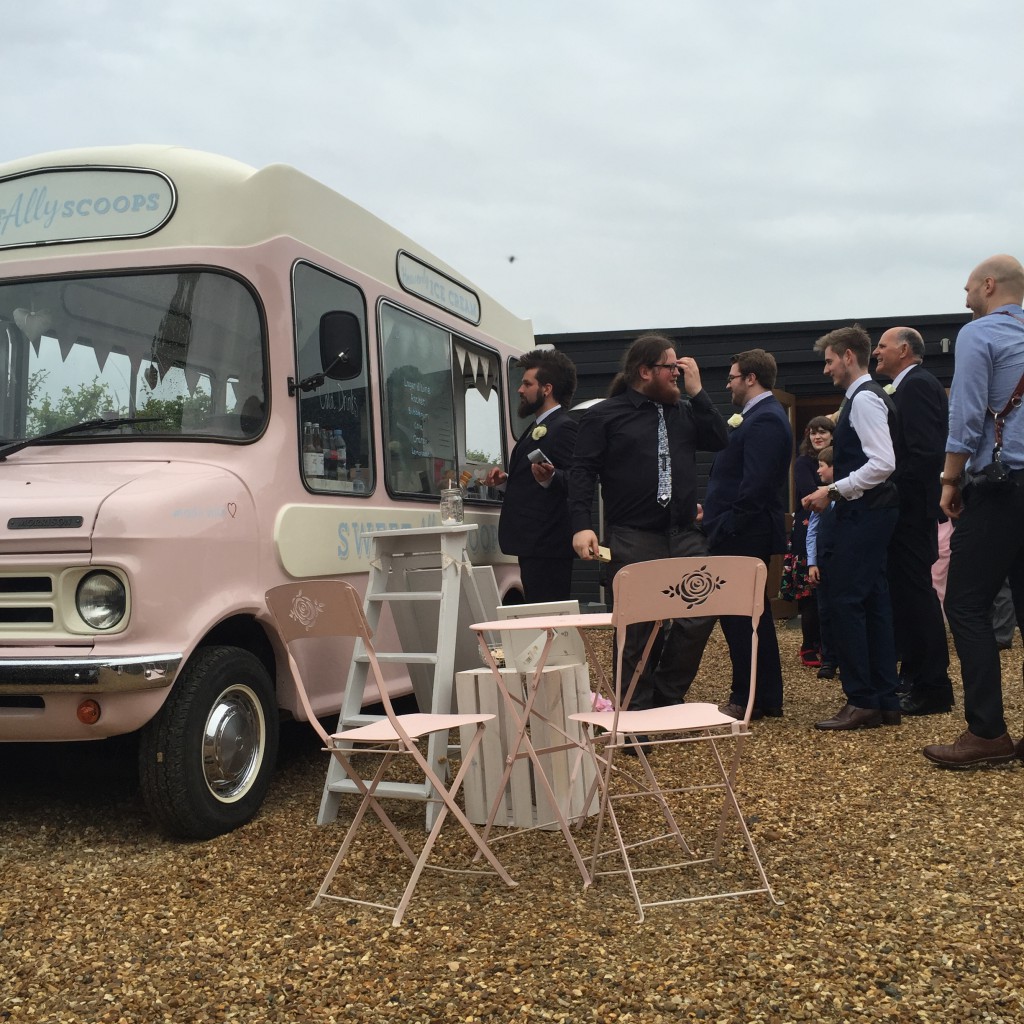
top-left (202, 685), bottom-right (265, 801)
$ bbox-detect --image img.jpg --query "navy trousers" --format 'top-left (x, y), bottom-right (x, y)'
top-left (826, 505), bottom-right (901, 711)
top-left (711, 523), bottom-right (784, 712)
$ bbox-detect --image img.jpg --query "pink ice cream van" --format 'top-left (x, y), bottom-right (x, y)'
top-left (0, 145), bottom-right (533, 838)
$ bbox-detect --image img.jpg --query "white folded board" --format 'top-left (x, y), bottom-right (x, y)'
top-left (496, 600), bottom-right (586, 673)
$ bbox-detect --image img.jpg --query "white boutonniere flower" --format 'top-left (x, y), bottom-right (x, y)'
top-left (727, 413), bottom-right (744, 428)
top-left (531, 424), bottom-right (547, 440)
top-left (883, 383), bottom-right (896, 394)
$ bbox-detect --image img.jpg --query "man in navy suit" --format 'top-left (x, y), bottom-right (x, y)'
top-left (485, 348), bottom-right (578, 603)
top-left (872, 327), bottom-right (953, 716)
top-left (703, 348), bottom-right (793, 718)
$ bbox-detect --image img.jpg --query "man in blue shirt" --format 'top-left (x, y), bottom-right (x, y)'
top-left (924, 254), bottom-right (1024, 768)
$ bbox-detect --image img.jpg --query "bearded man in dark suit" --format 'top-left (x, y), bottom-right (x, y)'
top-left (484, 348), bottom-right (579, 603)
top-left (872, 326), bottom-right (954, 716)
top-left (703, 348), bottom-right (793, 719)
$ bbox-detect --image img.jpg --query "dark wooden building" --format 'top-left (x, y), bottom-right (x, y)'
top-left (539, 311), bottom-right (969, 607)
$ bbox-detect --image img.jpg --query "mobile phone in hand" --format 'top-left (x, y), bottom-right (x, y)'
top-left (527, 449), bottom-right (551, 465)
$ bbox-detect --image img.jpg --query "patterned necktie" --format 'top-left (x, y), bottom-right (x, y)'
top-left (657, 404), bottom-right (671, 507)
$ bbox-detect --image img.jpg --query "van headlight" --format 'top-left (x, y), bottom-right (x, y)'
top-left (76, 571), bottom-right (127, 630)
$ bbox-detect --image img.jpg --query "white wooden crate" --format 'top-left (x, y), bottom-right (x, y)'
top-left (455, 663), bottom-right (597, 830)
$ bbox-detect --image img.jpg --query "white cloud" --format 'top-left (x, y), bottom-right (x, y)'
top-left (3, 0), bottom-right (1023, 333)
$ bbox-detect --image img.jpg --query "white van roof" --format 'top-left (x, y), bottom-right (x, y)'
top-left (0, 145), bottom-right (534, 348)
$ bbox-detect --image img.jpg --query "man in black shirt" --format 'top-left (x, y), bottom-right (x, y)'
top-left (569, 333), bottom-right (728, 709)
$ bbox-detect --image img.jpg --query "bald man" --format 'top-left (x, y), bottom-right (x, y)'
top-left (924, 255), bottom-right (1024, 768)
top-left (872, 327), bottom-right (952, 716)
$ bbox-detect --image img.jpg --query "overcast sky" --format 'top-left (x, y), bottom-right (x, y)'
top-left (6, 1), bottom-right (1024, 336)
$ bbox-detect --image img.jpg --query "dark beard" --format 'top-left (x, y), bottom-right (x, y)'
top-left (650, 376), bottom-right (680, 404)
top-left (518, 395), bottom-right (544, 419)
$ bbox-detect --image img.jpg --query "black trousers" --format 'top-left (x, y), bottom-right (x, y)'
top-left (945, 477), bottom-right (1024, 738)
top-left (887, 516), bottom-right (952, 701)
top-left (518, 555), bottom-right (574, 605)
top-left (607, 523), bottom-right (715, 711)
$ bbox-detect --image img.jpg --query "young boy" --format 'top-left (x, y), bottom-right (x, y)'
top-left (806, 446), bottom-right (838, 680)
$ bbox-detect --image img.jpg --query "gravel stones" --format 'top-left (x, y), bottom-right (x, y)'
top-left (2, 624), bottom-right (1023, 1022)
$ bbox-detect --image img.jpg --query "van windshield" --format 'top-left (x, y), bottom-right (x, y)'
top-left (0, 270), bottom-right (266, 443)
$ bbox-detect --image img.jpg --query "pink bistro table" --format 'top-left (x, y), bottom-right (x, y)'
top-left (469, 612), bottom-right (614, 887)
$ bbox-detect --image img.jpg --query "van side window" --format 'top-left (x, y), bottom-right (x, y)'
top-left (506, 355), bottom-right (533, 442)
top-left (292, 263), bottom-right (372, 493)
top-left (379, 303), bottom-right (504, 499)
top-left (380, 304), bottom-right (456, 495)
top-left (458, 343), bottom-right (503, 501)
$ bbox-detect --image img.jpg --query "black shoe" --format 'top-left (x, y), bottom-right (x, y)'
top-left (899, 694), bottom-right (954, 716)
top-left (817, 663), bottom-right (837, 680)
top-left (718, 703), bottom-right (782, 722)
top-left (620, 734), bottom-right (651, 757)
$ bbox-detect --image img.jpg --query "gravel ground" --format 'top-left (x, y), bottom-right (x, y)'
top-left (3, 623), bottom-right (1024, 1024)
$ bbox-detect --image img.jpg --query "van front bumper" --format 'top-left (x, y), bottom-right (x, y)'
top-left (0, 654), bottom-right (182, 694)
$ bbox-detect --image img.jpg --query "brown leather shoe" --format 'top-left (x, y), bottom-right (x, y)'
top-left (815, 703), bottom-right (883, 731)
top-left (922, 730), bottom-right (1017, 768)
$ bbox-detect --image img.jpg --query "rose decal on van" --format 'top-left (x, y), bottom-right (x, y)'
top-left (662, 565), bottom-right (725, 609)
top-left (289, 590), bottom-right (325, 631)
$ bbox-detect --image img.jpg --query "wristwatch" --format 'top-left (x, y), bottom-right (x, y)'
top-left (939, 473), bottom-right (961, 487)
top-left (826, 484), bottom-right (840, 500)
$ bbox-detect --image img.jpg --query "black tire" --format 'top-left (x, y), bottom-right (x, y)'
top-left (138, 645), bottom-right (279, 840)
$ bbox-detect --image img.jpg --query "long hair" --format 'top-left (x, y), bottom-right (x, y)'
top-left (799, 415), bottom-right (836, 457)
top-left (608, 333), bottom-right (674, 397)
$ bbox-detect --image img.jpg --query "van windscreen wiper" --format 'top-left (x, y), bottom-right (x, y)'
top-left (0, 415), bottom-right (166, 462)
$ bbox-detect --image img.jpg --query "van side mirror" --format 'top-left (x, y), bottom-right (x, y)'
top-left (319, 311), bottom-right (362, 381)
top-left (289, 311), bottom-right (364, 396)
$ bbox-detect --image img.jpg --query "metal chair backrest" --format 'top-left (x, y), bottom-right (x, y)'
top-left (610, 556), bottom-right (766, 629)
top-left (609, 556), bottom-right (766, 711)
top-left (265, 579), bottom-right (395, 744)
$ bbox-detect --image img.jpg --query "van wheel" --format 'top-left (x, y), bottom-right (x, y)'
top-left (139, 645), bottom-right (279, 840)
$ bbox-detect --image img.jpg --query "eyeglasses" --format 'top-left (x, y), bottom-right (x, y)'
top-left (726, 373), bottom-right (746, 382)
top-left (651, 363), bottom-right (680, 374)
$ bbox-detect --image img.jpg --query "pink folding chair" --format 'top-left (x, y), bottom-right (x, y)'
top-left (569, 556), bottom-right (781, 920)
top-left (265, 580), bottom-right (517, 926)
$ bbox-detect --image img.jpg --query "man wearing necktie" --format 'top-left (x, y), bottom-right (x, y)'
top-left (569, 333), bottom-right (728, 710)
top-left (484, 348), bottom-right (579, 603)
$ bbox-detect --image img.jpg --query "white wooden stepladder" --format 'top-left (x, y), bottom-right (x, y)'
top-left (317, 524), bottom-right (498, 831)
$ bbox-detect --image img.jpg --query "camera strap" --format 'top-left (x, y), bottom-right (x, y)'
top-left (988, 311), bottom-right (1024, 453)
